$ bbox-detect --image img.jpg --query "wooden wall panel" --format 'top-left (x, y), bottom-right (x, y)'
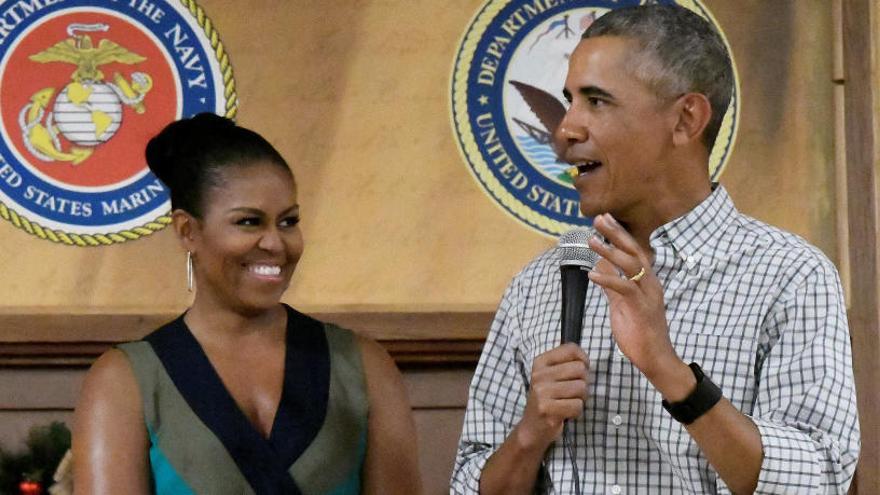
top-left (842, 0), bottom-right (880, 492)
top-left (0, 366), bottom-right (474, 495)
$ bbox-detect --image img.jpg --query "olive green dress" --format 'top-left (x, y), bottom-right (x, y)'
top-left (118, 305), bottom-right (368, 494)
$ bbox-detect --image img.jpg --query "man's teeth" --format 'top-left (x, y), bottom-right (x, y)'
top-left (250, 265), bottom-right (281, 276)
top-left (568, 161), bottom-right (602, 177)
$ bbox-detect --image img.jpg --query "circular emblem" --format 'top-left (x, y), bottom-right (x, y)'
top-left (452, 0), bottom-right (739, 236)
top-left (0, 0), bottom-right (237, 246)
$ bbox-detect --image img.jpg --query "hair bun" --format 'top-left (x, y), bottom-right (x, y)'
top-left (143, 113), bottom-right (290, 216)
top-left (145, 112), bottom-right (232, 190)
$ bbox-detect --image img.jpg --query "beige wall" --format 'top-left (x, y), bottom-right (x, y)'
top-left (0, 0), bottom-right (840, 317)
top-left (0, 1), bottom-right (855, 493)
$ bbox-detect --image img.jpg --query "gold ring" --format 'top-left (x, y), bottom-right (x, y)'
top-left (628, 267), bottom-right (646, 282)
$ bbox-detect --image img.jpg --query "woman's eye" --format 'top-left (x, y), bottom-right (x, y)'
top-left (236, 217), bottom-right (261, 226)
top-left (280, 216), bottom-right (300, 228)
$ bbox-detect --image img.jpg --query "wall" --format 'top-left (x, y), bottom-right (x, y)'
top-left (1, 1), bottom-right (862, 494)
top-left (0, 0), bottom-right (838, 315)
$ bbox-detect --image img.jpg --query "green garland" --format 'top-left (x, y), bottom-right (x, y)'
top-left (0, 422), bottom-right (71, 493)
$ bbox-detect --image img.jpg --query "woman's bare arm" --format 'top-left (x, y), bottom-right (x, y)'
top-left (73, 349), bottom-right (150, 495)
top-left (358, 336), bottom-right (423, 495)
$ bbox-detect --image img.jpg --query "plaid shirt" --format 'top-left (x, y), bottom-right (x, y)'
top-left (452, 186), bottom-right (859, 494)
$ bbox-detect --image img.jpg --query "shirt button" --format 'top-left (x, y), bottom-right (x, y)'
top-left (612, 415), bottom-right (623, 426)
top-left (611, 485), bottom-right (622, 494)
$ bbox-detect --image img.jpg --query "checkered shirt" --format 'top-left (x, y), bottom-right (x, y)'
top-left (451, 186), bottom-right (860, 494)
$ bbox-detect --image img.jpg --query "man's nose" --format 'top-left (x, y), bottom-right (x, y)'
top-left (553, 111), bottom-right (588, 156)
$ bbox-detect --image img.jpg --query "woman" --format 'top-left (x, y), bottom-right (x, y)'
top-left (73, 114), bottom-right (422, 494)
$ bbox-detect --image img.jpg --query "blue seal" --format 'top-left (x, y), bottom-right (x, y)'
top-left (451, 0), bottom-right (738, 236)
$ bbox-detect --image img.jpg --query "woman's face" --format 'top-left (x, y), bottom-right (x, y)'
top-left (188, 161), bottom-right (303, 314)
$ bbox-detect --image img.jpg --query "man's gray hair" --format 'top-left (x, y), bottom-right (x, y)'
top-left (583, 5), bottom-right (733, 149)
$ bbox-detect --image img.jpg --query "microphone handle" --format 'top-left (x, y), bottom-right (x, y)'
top-left (560, 264), bottom-right (589, 345)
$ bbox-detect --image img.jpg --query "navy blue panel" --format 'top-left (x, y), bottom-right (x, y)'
top-left (270, 305), bottom-right (330, 466)
top-left (145, 303), bottom-right (329, 495)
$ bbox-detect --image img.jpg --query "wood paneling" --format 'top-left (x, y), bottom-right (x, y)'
top-left (842, 0), bottom-right (880, 492)
top-left (0, 311), bottom-right (491, 367)
top-left (0, 367), bottom-right (475, 495)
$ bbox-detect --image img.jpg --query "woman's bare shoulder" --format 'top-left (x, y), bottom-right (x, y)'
top-left (354, 334), bottom-right (399, 381)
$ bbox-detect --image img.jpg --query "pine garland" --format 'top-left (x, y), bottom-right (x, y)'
top-left (0, 422), bottom-right (71, 494)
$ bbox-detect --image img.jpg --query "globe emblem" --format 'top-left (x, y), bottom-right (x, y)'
top-left (52, 82), bottom-right (123, 147)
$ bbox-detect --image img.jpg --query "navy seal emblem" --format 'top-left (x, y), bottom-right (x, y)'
top-left (451, 0), bottom-right (739, 236)
top-left (0, 0), bottom-right (237, 246)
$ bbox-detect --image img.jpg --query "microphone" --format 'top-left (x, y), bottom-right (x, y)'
top-left (558, 228), bottom-right (598, 345)
top-left (557, 228), bottom-right (597, 495)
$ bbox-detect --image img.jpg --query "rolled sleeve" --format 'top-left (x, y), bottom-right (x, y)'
top-left (451, 447), bottom-right (491, 495)
top-left (750, 259), bottom-right (860, 494)
top-left (450, 280), bottom-right (528, 494)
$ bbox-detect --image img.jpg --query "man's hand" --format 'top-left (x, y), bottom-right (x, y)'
top-left (587, 213), bottom-right (692, 395)
top-left (518, 343), bottom-right (590, 451)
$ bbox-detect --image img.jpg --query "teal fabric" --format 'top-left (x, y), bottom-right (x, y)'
top-left (147, 426), bottom-right (196, 495)
top-left (324, 430), bottom-right (368, 495)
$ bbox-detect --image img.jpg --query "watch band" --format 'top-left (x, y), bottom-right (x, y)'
top-left (661, 362), bottom-right (722, 424)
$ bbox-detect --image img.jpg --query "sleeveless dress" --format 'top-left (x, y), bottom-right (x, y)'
top-left (117, 305), bottom-right (368, 495)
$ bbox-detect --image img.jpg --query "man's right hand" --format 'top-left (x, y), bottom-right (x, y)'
top-left (517, 343), bottom-right (590, 451)
top-left (479, 343), bottom-right (589, 494)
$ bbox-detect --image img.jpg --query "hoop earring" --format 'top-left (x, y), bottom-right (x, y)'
top-left (186, 251), bottom-right (194, 293)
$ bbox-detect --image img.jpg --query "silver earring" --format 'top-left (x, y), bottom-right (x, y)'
top-left (186, 251), bottom-right (194, 292)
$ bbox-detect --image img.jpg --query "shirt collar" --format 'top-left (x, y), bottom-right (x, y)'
top-left (649, 184), bottom-right (738, 266)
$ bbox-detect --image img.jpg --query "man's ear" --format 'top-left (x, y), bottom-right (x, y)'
top-left (171, 209), bottom-right (199, 253)
top-left (671, 93), bottom-right (712, 147)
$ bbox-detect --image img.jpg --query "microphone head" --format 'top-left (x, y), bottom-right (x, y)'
top-left (558, 228), bottom-right (598, 269)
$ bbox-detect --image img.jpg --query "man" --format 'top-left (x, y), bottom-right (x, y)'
top-left (451, 5), bottom-right (860, 494)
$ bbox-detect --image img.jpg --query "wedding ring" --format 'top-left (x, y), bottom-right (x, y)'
top-left (628, 267), bottom-right (646, 282)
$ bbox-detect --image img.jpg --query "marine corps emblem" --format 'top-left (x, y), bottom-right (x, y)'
top-left (0, 0), bottom-right (237, 246)
top-left (451, 0), bottom-right (739, 236)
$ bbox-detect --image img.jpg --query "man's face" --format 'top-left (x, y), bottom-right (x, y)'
top-left (555, 36), bottom-right (679, 221)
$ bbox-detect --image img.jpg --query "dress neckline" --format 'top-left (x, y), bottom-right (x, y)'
top-left (145, 304), bottom-right (330, 494)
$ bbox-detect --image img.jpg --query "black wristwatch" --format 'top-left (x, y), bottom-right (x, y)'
top-left (661, 362), bottom-right (722, 424)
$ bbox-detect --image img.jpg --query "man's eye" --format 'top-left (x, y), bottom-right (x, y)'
top-left (587, 97), bottom-right (604, 107)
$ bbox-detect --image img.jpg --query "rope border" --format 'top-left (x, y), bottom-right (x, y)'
top-left (0, 0), bottom-right (238, 246)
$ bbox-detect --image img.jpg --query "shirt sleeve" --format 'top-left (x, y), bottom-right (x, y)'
top-left (450, 278), bottom-right (530, 494)
top-left (748, 257), bottom-right (860, 494)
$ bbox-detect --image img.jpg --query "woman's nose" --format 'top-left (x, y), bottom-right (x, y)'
top-left (258, 227), bottom-right (284, 252)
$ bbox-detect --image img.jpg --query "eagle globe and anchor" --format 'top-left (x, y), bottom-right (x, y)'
top-left (19, 22), bottom-right (153, 166)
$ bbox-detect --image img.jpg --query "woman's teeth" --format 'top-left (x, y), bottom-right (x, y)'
top-left (249, 264), bottom-right (281, 276)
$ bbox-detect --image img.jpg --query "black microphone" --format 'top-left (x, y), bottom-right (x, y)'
top-left (557, 228), bottom-right (597, 495)
top-left (558, 228), bottom-right (598, 345)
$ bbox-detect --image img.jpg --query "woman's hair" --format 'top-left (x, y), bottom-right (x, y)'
top-left (146, 113), bottom-right (292, 217)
